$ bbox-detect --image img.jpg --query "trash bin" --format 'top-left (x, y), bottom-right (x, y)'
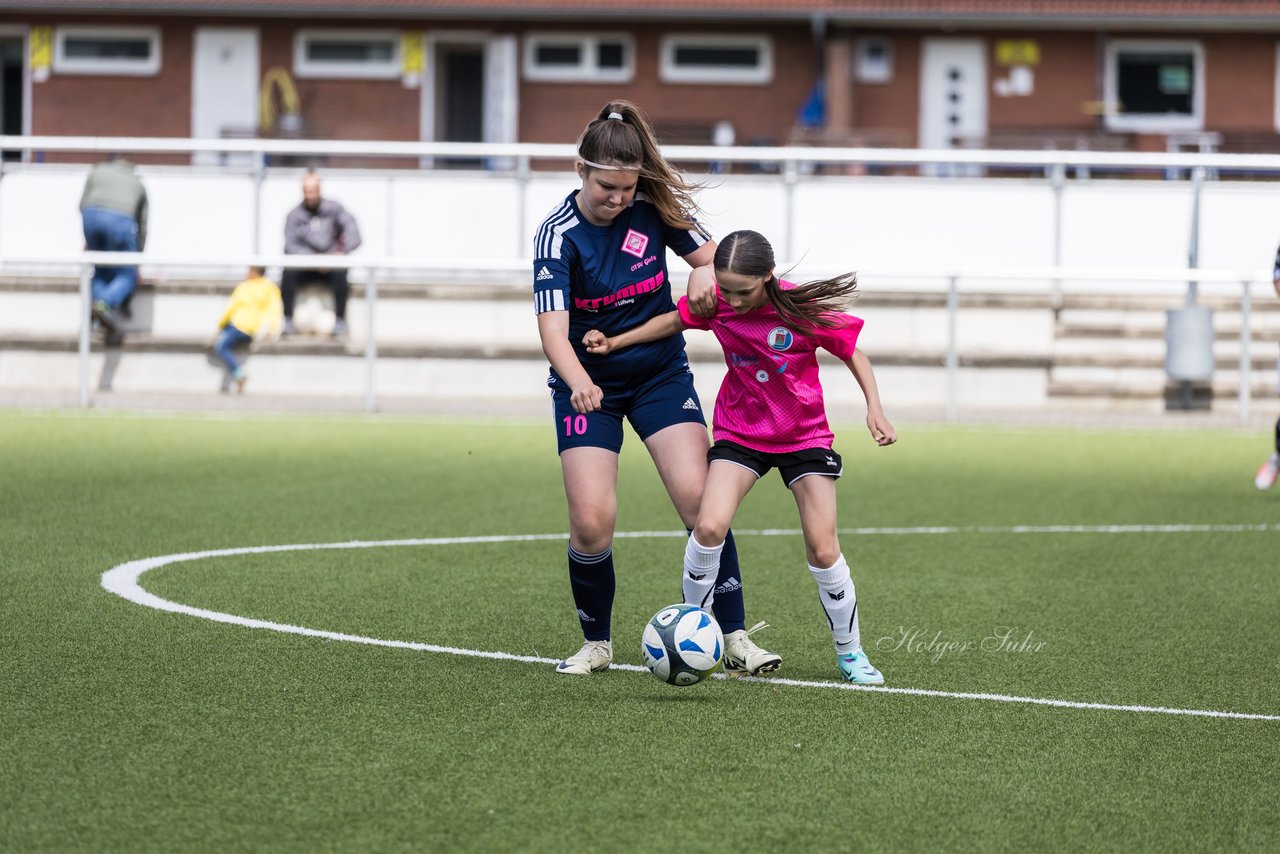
top-left (1165, 306), bottom-right (1214, 409)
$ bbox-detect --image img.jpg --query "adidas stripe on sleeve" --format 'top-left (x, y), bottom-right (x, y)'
top-left (533, 199), bottom-right (578, 315)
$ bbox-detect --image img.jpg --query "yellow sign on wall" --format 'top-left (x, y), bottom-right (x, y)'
top-left (401, 32), bottom-right (424, 88)
top-left (996, 40), bottom-right (1039, 67)
top-left (31, 26), bottom-right (52, 82)
top-left (402, 33), bottom-right (424, 75)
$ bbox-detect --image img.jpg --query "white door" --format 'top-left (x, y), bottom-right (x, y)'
top-left (192, 28), bottom-right (259, 166)
top-left (920, 39), bottom-right (987, 160)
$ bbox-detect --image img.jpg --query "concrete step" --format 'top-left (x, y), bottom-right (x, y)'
top-left (1051, 352), bottom-right (1277, 370)
top-left (1056, 321), bottom-right (1280, 341)
top-left (1048, 379), bottom-right (1275, 400)
top-left (1052, 336), bottom-right (1276, 356)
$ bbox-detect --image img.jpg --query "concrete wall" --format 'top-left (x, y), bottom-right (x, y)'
top-left (4, 164), bottom-right (1278, 283)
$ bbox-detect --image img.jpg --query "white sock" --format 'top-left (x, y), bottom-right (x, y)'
top-left (683, 535), bottom-right (723, 611)
top-left (810, 555), bottom-right (860, 654)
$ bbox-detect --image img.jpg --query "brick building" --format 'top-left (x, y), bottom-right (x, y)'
top-left (3, 0), bottom-right (1280, 161)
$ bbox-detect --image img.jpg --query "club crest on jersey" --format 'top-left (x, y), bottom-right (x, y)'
top-left (767, 327), bottom-right (794, 351)
top-left (621, 229), bottom-right (649, 258)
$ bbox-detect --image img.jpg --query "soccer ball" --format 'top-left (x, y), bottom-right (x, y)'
top-left (641, 604), bottom-right (724, 686)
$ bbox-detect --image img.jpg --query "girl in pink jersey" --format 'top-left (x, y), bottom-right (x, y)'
top-left (584, 229), bottom-right (895, 684)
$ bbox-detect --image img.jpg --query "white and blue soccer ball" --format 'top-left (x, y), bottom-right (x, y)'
top-left (641, 604), bottom-right (724, 686)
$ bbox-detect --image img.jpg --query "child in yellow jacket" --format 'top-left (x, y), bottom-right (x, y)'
top-left (213, 266), bottom-right (282, 393)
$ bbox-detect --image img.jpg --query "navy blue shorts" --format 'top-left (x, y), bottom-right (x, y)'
top-left (549, 364), bottom-right (706, 454)
top-left (708, 440), bottom-right (843, 487)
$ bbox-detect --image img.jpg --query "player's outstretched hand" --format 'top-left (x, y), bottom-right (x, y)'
top-left (867, 408), bottom-right (897, 446)
top-left (570, 381), bottom-right (604, 414)
top-left (583, 329), bottom-right (612, 354)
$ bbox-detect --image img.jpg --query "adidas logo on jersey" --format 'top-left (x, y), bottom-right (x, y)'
top-left (682, 398), bottom-right (699, 411)
top-left (536, 266), bottom-right (554, 281)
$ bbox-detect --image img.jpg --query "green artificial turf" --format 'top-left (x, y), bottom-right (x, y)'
top-left (1, 410), bottom-right (1277, 853)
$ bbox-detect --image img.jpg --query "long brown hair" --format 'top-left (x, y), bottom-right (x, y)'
top-left (715, 230), bottom-right (858, 331)
top-left (577, 100), bottom-right (703, 231)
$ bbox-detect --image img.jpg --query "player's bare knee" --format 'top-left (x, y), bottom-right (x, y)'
top-left (692, 519), bottom-right (729, 548)
top-left (806, 542), bottom-right (841, 569)
top-left (569, 516), bottom-right (615, 553)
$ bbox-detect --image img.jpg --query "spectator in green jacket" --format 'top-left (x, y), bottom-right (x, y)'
top-left (79, 154), bottom-right (148, 332)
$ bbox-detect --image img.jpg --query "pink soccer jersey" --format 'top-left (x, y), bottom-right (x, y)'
top-left (678, 281), bottom-right (863, 453)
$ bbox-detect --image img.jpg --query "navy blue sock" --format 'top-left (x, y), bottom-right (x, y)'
top-left (711, 529), bottom-right (746, 633)
top-left (1273, 417), bottom-right (1280, 455)
top-left (568, 546), bottom-right (614, 641)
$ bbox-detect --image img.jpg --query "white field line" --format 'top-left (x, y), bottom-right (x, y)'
top-left (100, 527), bottom-right (1280, 723)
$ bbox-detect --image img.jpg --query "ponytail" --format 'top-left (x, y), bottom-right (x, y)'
top-left (577, 99), bottom-right (703, 231)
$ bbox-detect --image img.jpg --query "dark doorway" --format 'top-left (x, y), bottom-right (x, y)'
top-left (0, 37), bottom-right (23, 161)
top-left (436, 45), bottom-right (484, 168)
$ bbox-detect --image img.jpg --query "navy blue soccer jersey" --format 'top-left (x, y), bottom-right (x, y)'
top-left (533, 191), bottom-right (709, 387)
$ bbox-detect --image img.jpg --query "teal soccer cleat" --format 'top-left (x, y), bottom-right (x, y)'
top-left (837, 648), bottom-right (884, 685)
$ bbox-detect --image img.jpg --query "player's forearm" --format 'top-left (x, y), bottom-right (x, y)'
top-left (609, 311), bottom-right (684, 351)
top-left (538, 314), bottom-right (594, 388)
top-left (847, 349), bottom-right (886, 413)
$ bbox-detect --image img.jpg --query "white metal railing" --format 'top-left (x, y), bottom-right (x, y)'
top-left (3, 251), bottom-right (1270, 423)
top-left (10, 133), bottom-right (1280, 170)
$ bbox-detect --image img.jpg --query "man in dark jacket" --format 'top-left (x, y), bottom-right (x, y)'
top-left (282, 170), bottom-right (362, 337)
top-left (80, 155), bottom-right (148, 331)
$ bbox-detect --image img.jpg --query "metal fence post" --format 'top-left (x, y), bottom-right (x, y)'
top-left (78, 262), bottom-right (92, 408)
top-left (252, 149), bottom-right (266, 255)
top-left (1239, 278), bottom-right (1252, 426)
top-left (386, 175), bottom-right (395, 257)
top-left (1050, 163), bottom-right (1066, 310)
top-left (516, 154), bottom-right (531, 258)
top-left (364, 266), bottom-right (378, 413)
top-left (782, 158), bottom-right (799, 262)
top-left (1186, 166), bottom-right (1205, 306)
top-left (946, 275), bottom-right (959, 422)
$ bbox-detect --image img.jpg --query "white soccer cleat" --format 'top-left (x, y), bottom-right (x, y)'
top-left (556, 639), bottom-right (613, 675)
top-left (1255, 457), bottom-right (1279, 491)
top-left (723, 621), bottom-right (782, 677)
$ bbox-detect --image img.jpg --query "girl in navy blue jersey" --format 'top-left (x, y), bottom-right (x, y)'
top-left (533, 100), bottom-right (781, 677)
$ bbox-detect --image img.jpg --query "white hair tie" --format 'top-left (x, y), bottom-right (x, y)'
top-left (607, 111), bottom-right (623, 121)
top-left (581, 158), bottom-right (632, 171)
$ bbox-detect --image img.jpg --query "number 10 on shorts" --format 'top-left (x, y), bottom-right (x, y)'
top-left (563, 414), bottom-right (589, 436)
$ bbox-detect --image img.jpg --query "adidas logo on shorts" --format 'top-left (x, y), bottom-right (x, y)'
top-left (536, 266), bottom-right (554, 281)
top-left (682, 398), bottom-right (698, 411)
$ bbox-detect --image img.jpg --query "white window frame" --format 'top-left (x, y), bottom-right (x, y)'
top-left (294, 29), bottom-right (401, 79)
top-left (53, 26), bottom-right (160, 76)
top-left (523, 32), bottom-right (633, 83)
top-left (1103, 39), bottom-right (1204, 132)
top-left (854, 36), bottom-right (893, 84)
top-left (1274, 42), bottom-right (1280, 132)
top-left (659, 34), bottom-right (773, 85)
